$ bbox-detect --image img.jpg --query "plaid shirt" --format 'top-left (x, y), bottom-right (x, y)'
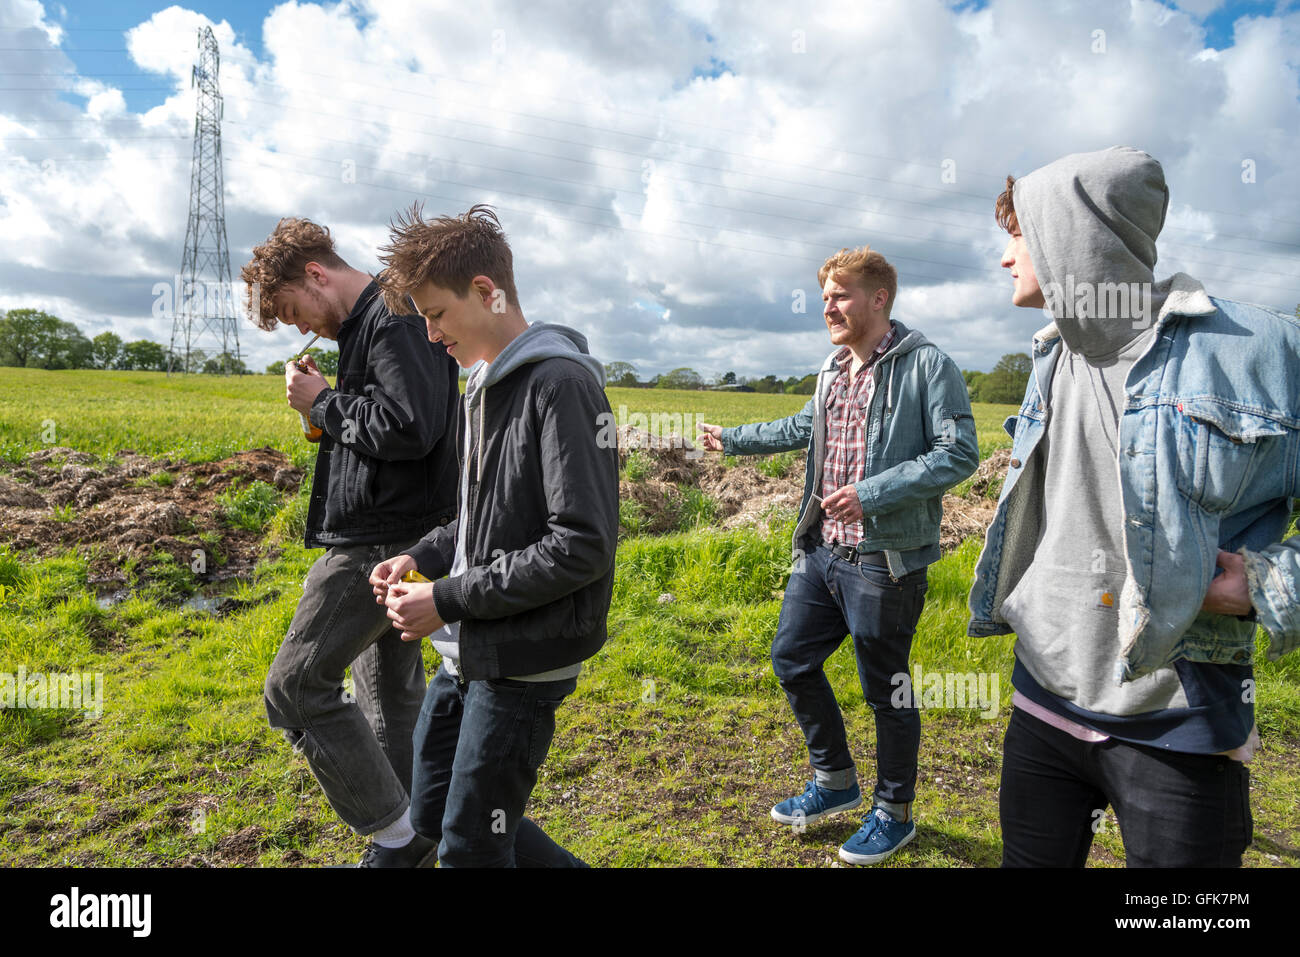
top-left (820, 322), bottom-right (897, 547)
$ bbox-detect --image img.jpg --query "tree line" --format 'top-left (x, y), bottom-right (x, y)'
top-left (1, 307), bottom-right (1034, 399)
top-left (606, 355), bottom-right (1034, 402)
top-left (0, 308), bottom-right (253, 374)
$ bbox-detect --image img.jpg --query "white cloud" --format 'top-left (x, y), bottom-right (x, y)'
top-left (0, 0), bottom-right (1297, 378)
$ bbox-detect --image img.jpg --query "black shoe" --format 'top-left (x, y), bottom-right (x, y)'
top-left (355, 833), bottom-right (438, 868)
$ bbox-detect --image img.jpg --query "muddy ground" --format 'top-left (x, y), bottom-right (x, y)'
top-left (617, 426), bottom-right (1005, 551)
top-left (0, 435), bottom-right (1005, 593)
top-left (0, 446), bottom-right (302, 592)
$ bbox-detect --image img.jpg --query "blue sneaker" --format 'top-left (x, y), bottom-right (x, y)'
top-left (838, 807), bottom-right (916, 865)
top-left (770, 780), bottom-right (862, 826)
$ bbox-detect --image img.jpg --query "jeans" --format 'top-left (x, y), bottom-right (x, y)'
top-left (999, 706), bottom-right (1253, 867)
top-left (411, 664), bottom-right (586, 868)
top-left (771, 540), bottom-right (929, 805)
top-left (263, 539), bottom-right (426, 834)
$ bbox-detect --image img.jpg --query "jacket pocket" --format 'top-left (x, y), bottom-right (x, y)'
top-left (1175, 400), bottom-right (1288, 514)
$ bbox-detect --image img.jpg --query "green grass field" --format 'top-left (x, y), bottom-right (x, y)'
top-left (0, 368), bottom-right (1295, 867)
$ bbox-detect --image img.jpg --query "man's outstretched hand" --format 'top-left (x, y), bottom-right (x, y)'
top-left (1200, 549), bottom-right (1253, 617)
top-left (696, 422), bottom-right (724, 452)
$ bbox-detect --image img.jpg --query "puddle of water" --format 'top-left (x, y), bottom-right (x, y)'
top-left (95, 590), bottom-right (131, 610)
top-left (95, 588), bottom-right (235, 615)
top-left (182, 594), bottom-right (224, 613)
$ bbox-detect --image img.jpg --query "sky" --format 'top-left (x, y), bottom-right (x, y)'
top-left (1, 0), bottom-right (1298, 378)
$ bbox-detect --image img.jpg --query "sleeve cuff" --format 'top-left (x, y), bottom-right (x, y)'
top-left (433, 574), bottom-right (469, 624)
top-left (308, 388), bottom-right (333, 429)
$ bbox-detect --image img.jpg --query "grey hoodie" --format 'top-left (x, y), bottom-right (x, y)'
top-left (1001, 148), bottom-right (1250, 746)
top-left (432, 322), bottom-right (605, 681)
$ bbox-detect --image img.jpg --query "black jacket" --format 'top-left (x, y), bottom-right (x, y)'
top-left (304, 279), bottom-right (459, 548)
top-left (405, 324), bottom-right (619, 680)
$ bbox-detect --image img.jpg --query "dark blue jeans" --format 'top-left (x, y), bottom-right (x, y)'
top-left (771, 540), bottom-right (929, 805)
top-left (1000, 706), bottom-right (1252, 867)
top-left (410, 664), bottom-right (586, 868)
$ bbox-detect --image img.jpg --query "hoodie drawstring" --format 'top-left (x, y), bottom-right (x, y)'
top-left (886, 357), bottom-right (896, 413)
top-left (477, 388), bottom-right (485, 482)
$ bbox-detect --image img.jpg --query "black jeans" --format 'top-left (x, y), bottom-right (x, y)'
top-left (771, 540), bottom-right (929, 805)
top-left (263, 540), bottom-right (426, 834)
top-left (410, 665), bottom-right (587, 868)
top-left (1000, 706), bottom-right (1253, 867)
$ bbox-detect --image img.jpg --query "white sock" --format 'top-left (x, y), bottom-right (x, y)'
top-left (372, 809), bottom-right (416, 848)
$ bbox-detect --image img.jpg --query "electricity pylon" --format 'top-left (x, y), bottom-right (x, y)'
top-left (169, 25), bottom-right (240, 375)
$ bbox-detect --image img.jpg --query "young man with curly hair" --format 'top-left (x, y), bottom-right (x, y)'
top-left (368, 204), bottom-right (619, 867)
top-left (241, 218), bottom-right (460, 867)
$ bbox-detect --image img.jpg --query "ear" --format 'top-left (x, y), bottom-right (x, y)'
top-left (873, 287), bottom-right (889, 311)
top-left (470, 274), bottom-right (496, 306)
top-left (304, 262), bottom-right (327, 286)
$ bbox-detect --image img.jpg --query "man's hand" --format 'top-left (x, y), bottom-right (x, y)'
top-left (1200, 550), bottom-right (1253, 617)
top-left (285, 355), bottom-right (329, 415)
top-left (696, 421), bottom-right (724, 453)
top-left (370, 553), bottom-right (418, 604)
top-left (821, 485), bottom-right (863, 524)
top-left (385, 581), bottom-right (445, 641)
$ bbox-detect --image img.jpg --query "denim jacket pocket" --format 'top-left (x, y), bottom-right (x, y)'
top-left (1175, 401), bottom-right (1289, 514)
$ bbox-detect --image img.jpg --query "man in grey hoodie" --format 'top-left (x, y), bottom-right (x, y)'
top-left (368, 204), bottom-right (619, 867)
top-left (971, 146), bottom-right (1296, 866)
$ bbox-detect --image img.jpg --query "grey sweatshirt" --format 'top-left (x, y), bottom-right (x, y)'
top-left (432, 322), bottom-right (606, 682)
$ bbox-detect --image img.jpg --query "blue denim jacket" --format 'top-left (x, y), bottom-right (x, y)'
top-left (721, 320), bottom-right (979, 578)
top-left (967, 275), bottom-right (1300, 682)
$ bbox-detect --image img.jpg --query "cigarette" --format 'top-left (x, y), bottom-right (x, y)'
top-left (292, 334), bottom-right (321, 363)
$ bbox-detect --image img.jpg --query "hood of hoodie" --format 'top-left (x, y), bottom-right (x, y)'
top-left (461, 321), bottom-right (605, 482)
top-left (464, 321), bottom-right (605, 408)
top-left (1014, 146), bottom-right (1170, 358)
top-left (817, 319), bottom-right (930, 413)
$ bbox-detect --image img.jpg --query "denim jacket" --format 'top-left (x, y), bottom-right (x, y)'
top-left (967, 274), bottom-right (1300, 682)
top-left (721, 320), bottom-right (979, 578)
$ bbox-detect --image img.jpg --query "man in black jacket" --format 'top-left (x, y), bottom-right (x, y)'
top-left (368, 204), bottom-right (618, 867)
top-left (241, 218), bottom-right (459, 867)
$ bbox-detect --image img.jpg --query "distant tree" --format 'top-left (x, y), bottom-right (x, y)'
top-left (92, 331), bottom-right (123, 370)
top-left (786, 372), bottom-right (818, 395)
top-left (121, 339), bottom-right (168, 371)
top-left (657, 367), bottom-right (703, 390)
top-left (605, 361), bottom-right (638, 388)
top-left (203, 352), bottom-right (249, 375)
top-left (993, 352), bottom-right (1032, 380)
top-left (751, 374), bottom-right (781, 394)
top-left (721, 370), bottom-right (737, 385)
top-left (973, 352), bottom-right (1032, 404)
top-left (37, 321), bottom-right (91, 369)
top-left (0, 308), bottom-right (60, 367)
top-left (964, 369), bottom-right (987, 398)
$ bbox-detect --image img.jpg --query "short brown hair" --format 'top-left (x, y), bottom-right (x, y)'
top-left (377, 203), bottom-right (519, 315)
top-left (818, 245), bottom-right (898, 318)
top-left (995, 175), bottom-right (1019, 234)
top-left (240, 218), bottom-right (348, 331)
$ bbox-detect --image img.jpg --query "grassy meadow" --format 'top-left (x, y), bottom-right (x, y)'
top-left (0, 368), bottom-right (1296, 867)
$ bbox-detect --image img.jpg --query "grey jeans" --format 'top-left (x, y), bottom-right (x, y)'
top-left (264, 538), bottom-right (426, 834)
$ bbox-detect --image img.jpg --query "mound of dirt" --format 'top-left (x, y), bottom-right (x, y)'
top-left (616, 425), bottom-right (1006, 550)
top-left (0, 447), bottom-right (303, 589)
